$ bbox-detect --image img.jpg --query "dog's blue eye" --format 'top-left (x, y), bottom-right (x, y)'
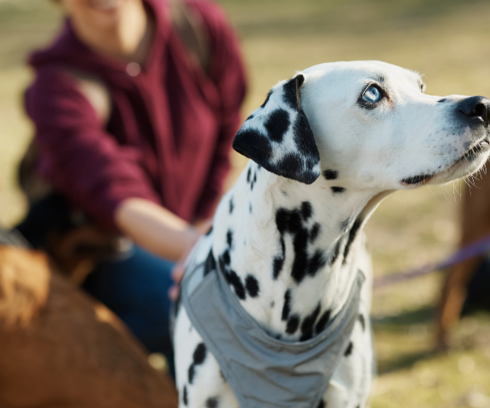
top-left (362, 86), bottom-right (382, 103)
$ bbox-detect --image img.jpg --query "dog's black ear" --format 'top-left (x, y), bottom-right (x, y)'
top-left (233, 74), bottom-right (321, 184)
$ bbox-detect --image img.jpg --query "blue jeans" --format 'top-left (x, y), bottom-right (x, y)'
top-left (82, 245), bottom-right (175, 376)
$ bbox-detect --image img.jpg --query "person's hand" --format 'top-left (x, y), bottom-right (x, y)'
top-left (115, 198), bottom-right (200, 261)
top-left (169, 219), bottom-right (213, 301)
top-left (169, 238), bottom-right (196, 301)
top-left (193, 218), bottom-right (214, 234)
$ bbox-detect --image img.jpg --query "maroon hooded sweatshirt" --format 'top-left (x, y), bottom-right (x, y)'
top-left (25, 0), bottom-right (246, 231)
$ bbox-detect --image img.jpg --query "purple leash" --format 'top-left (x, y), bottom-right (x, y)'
top-left (373, 233), bottom-right (490, 290)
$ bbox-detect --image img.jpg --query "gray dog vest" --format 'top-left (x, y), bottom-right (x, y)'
top-left (180, 250), bottom-right (364, 408)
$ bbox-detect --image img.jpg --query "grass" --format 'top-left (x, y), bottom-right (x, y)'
top-left (1, 0), bottom-right (490, 406)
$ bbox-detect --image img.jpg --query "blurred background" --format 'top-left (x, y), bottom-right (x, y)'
top-left (0, 0), bottom-right (489, 406)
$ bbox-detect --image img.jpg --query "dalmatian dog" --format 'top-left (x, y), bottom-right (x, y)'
top-left (173, 60), bottom-right (490, 408)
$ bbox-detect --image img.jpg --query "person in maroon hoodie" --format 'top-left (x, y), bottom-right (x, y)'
top-left (21, 0), bottom-right (246, 374)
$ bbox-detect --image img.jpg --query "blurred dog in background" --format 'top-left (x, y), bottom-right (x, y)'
top-left (437, 173), bottom-right (490, 349)
top-left (0, 231), bottom-right (178, 408)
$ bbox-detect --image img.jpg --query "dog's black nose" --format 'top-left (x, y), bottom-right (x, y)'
top-left (458, 96), bottom-right (490, 127)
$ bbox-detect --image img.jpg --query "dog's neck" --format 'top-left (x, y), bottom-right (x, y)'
top-left (212, 162), bottom-right (387, 341)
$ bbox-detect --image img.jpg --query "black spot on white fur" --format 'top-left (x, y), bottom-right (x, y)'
top-left (329, 239), bottom-right (341, 265)
top-left (309, 223), bottom-right (321, 243)
top-left (343, 218), bottom-right (362, 264)
top-left (401, 174), bottom-right (432, 185)
top-left (245, 275), bottom-right (260, 297)
top-left (308, 250), bottom-right (327, 277)
top-left (224, 269), bottom-right (246, 300)
top-left (291, 227), bottom-right (310, 282)
top-left (183, 385), bottom-right (188, 405)
top-left (344, 341), bottom-right (354, 357)
top-left (219, 250), bottom-right (230, 268)
top-left (331, 186), bottom-right (345, 193)
top-left (226, 230), bottom-right (233, 248)
top-left (315, 309), bottom-right (331, 334)
top-left (250, 170), bottom-right (258, 190)
top-left (358, 314), bottom-right (366, 331)
top-left (281, 290), bottom-right (292, 321)
top-left (276, 207), bottom-right (301, 235)
top-left (188, 343), bottom-right (207, 384)
top-left (229, 197), bottom-right (234, 214)
top-left (286, 314), bottom-right (300, 334)
top-left (194, 343), bottom-right (207, 363)
top-left (301, 201), bottom-right (313, 220)
top-left (203, 250), bottom-right (217, 276)
top-left (317, 400), bottom-right (325, 408)
top-left (218, 249), bottom-right (246, 300)
top-left (272, 237), bottom-right (286, 279)
top-left (322, 169), bottom-right (338, 180)
top-left (206, 397), bottom-right (219, 408)
top-left (300, 303), bottom-right (321, 341)
top-left (274, 203), bottom-right (326, 283)
top-left (265, 109), bottom-right (290, 143)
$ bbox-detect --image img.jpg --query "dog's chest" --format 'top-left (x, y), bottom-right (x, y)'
top-left (175, 215), bottom-right (373, 408)
top-left (206, 165), bottom-right (369, 342)
top-left (179, 250), bottom-right (366, 408)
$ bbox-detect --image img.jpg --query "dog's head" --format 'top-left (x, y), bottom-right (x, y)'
top-left (234, 61), bottom-right (490, 191)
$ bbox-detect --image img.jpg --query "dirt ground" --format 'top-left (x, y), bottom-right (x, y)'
top-left (1, 0), bottom-right (490, 406)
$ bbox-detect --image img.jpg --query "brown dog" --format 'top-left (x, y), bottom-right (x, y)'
top-left (436, 173), bottom-right (490, 348)
top-left (0, 245), bottom-right (178, 408)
